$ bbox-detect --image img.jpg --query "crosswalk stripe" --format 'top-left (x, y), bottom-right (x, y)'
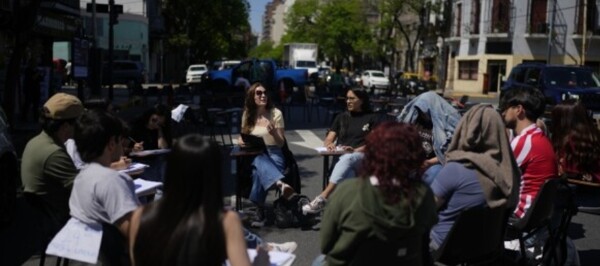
top-left (290, 130), bottom-right (324, 150)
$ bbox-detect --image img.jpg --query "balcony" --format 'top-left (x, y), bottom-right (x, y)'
top-left (524, 23), bottom-right (548, 39)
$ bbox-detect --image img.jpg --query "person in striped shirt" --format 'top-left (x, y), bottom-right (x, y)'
top-left (499, 88), bottom-right (557, 220)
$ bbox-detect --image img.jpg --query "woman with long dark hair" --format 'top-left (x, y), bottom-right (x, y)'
top-left (303, 88), bottom-right (379, 214)
top-left (238, 82), bottom-right (295, 227)
top-left (130, 104), bottom-right (172, 151)
top-left (129, 134), bottom-right (266, 265)
top-left (316, 122), bottom-right (437, 265)
top-left (550, 100), bottom-right (600, 182)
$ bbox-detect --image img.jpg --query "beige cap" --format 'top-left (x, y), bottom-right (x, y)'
top-left (43, 93), bottom-right (84, 120)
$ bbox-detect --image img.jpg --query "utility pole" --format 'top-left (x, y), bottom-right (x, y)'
top-left (547, 0), bottom-right (557, 64)
top-left (108, 0), bottom-right (117, 100)
top-left (582, 0), bottom-right (588, 65)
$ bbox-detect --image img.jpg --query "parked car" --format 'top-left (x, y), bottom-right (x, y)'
top-left (204, 59), bottom-right (309, 95)
top-left (501, 63), bottom-right (600, 111)
top-left (186, 64), bottom-right (208, 84)
top-left (361, 70), bottom-right (390, 93)
top-left (212, 60), bottom-right (241, 71)
top-left (0, 105), bottom-right (18, 230)
top-left (102, 60), bottom-right (145, 86)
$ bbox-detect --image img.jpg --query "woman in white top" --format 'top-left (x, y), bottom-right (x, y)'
top-left (238, 83), bottom-right (296, 227)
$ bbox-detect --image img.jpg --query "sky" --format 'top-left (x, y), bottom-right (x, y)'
top-left (81, 0), bottom-right (268, 35)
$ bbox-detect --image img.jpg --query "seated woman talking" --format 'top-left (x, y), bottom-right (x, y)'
top-left (238, 82), bottom-right (296, 228)
top-left (129, 135), bottom-right (269, 266)
top-left (550, 100), bottom-right (600, 182)
top-left (303, 88), bottom-right (379, 214)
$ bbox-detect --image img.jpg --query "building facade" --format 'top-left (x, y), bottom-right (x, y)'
top-left (444, 0), bottom-right (600, 95)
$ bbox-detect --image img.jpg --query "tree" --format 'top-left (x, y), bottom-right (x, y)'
top-left (162, 0), bottom-right (251, 71)
top-left (248, 40), bottom-right (283, 61)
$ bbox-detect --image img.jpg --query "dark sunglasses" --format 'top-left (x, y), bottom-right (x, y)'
top-left (255, 90), bottom-right (267, 96)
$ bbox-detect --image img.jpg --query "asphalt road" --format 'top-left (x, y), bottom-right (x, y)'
top-left (1, 89), bottom-right (598, 265)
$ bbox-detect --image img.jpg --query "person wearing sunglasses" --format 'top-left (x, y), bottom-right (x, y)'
top-left (237, 82), bottom-right (296, 228)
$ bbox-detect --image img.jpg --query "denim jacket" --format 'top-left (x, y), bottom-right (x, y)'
top-left (397, 92), bottom-right (461, 163)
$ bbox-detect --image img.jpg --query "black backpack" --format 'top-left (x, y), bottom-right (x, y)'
top-left (273, 194), bottom-right (316, 229)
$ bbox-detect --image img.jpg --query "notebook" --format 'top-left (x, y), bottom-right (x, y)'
top-left (240, 133), bottom-right (266, 150)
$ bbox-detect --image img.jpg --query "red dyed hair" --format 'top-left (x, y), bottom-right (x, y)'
top-left (361, 121), bottom-right (426, 204)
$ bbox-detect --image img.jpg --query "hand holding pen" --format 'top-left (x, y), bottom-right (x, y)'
top-left (129, 137), bottom-right (144, 152)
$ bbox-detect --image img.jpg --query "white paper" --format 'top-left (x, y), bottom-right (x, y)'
top-left (134, 179), bottom-right (163, 197)
top-left (46, 218), bottom-right (103, 264)
top-left (130, 148), bottom-right (171, 157)
top-left (315, 146), bottom-right (345, 153)
top-left (119, 162), bottom-right (149, 175)
top-left (171, 104), bottom-right (189, 122)
top-left (225, 249), bottom-right (296, 266)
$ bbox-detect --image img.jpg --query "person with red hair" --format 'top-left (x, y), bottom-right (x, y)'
top-left (316, 121), bottom-right (437, 265)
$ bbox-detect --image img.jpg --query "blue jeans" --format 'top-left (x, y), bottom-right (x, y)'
top-left (250, 146), bottom-right (286, 204)
top-left (311, 254), bottom-right (326, 266)
top-left (329, 152), bottom-right (364, 184)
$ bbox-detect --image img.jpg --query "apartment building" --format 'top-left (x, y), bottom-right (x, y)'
top-left (444, 0), bottom-right (600, 94)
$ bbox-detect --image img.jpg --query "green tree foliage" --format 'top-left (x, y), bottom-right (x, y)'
top-left (162, 0), bottom-right (251, 63)
top-left (248, 40), bottom-right (283, 60)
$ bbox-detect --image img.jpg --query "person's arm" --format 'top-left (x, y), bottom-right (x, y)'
top-left (128, 208), bottom-right (143, 265)
top-left (223, 211), bottom-right (252, 266)
top-left (157, 127), bottom-right (168, 149)
top-left (270, 109), bottom-right (285, 147)
top-left (324, 131), bottom-right (338, 150)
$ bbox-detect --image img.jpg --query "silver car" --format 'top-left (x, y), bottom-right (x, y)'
top-left (0, 106), bottom-right (18, 229)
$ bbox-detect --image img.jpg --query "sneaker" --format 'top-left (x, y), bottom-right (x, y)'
top-left (250, 208), bottom-right (266, 228)
top-left (268, 242), bottom-right (298, 253)
top-left (302, 196), bottom-right (327, 215)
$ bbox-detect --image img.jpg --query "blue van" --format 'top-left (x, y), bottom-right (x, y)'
top-left (501, 63), bottom-right (600, 111)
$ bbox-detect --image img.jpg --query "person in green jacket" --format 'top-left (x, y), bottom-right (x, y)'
top-left (315, 121), bottom-right (438, 266)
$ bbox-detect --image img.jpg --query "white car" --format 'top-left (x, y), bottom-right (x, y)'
top-left (361, 70), bottom-right (390, 90)
top-left (186, 64), bottom-right (208, 84)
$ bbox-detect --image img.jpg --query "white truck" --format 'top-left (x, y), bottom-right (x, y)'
top-left (282, 43), bottom-right (318, 76)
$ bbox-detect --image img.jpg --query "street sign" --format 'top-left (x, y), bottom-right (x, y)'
top-left (85, 3), bottom-right (123, 14)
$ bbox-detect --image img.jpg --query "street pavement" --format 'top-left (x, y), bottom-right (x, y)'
top-left (1, 88), bottom-right (599, 265)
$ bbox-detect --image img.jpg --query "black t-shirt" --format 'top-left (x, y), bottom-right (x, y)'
top-left (330, 111), bottom-right (379, 148)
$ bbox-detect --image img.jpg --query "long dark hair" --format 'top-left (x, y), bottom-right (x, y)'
top-left (134, 134), bottom-right (226, 265)
top-left (133, 104), bottom-right (172, 146)
top-left (550, 100), bottom-right (600, 174)
top-left (361, 121), bottom-right (425, 204)
top-left (348, 88), bottom-right (372, 113)
top-left (242, 82), bottom-right (273, 134)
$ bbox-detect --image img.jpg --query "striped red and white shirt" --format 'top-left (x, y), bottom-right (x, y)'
top-left (511, 124), bottom-right (557, 218)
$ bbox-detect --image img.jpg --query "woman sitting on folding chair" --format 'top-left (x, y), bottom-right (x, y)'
top-left (303, 88), bottom-right (379, 214)
top-left (237, 82), bottom-right (296, 228)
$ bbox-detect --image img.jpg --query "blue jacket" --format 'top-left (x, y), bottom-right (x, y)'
top-left (397, 92), bottom-right (461, 163)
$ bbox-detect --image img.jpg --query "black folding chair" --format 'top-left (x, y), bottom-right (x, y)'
top-left (505, 178), bottom-right (560, 265)
top-left (434, 204), bottom-right (508, 265)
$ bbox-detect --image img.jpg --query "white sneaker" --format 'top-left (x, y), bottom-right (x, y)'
top-left (504, 239), bottom-right (520, 251)
top-left (302, 196), bottom-right (327, 215)
top-left (268, 242), bottom-right (298, 253)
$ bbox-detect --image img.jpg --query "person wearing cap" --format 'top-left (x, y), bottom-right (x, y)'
top-left (21, 92), bottom-right (84, 228)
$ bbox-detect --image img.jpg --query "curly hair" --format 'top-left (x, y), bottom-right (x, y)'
top-left (361, 121), bottom-right (426, 204)
top-left (550, 100), bottom-right (600, 175)
top-left (242, 82), bottom-right (273, 134)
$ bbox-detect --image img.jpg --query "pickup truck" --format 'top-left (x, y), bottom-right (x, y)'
top-left (203, 59), bottom-right (309, 96)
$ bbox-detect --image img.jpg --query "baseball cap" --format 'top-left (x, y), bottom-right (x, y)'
top-left (43, 93), bottom-right (84, 120)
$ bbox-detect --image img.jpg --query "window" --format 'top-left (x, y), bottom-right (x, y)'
top-left (455, 3), bottom-right (462, 37)
top-left (459, 61), bottom-right (479, 80)
top-left (471, 0), bottom-right (480, 34)
top-left (576, 0), bottom-right (600, 34)
top-left (492, 0), bottom-right (510, 32)
top-left (529, 0), bottom-right (548, 33)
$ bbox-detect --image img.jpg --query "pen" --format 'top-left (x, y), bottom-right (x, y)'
top-left (128, 136), bottom-right (139, 143)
